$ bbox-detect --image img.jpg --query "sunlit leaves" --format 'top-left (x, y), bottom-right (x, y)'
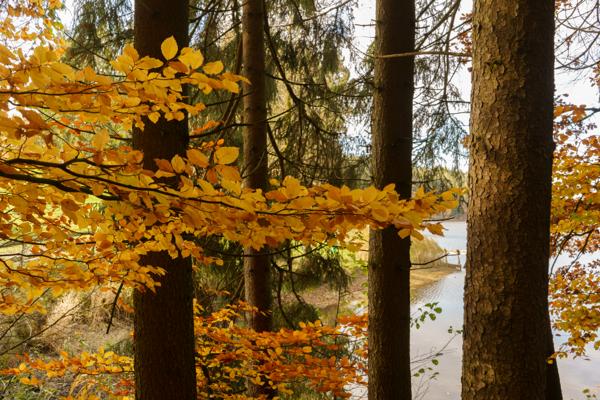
top-left (160, 36), bottom-right (178, 60)
top-left (0, 5), bottom-right (461, 397)
top-left (178, 47), bottom-right (204, 69)
top-left (1, 303), bottom-right (371, 399)
top-left (549, 102), bottom-right (600, 357)
top-left (203, 60), bottom-right (224, 75)
top-left (214, 146), bottom-right (239, 165)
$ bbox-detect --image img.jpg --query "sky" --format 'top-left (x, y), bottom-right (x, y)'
top-left (58, 0), bottom-right (599, 140)
top-left (352, 0), bottom-right (600, 110)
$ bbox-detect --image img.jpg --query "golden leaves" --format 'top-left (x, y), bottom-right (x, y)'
top-left (160, 36), bottom-right (178, 60)
top-left (1, 303), bottom-right (370, 399)
top-left (186, 149), bottom-right (209, 168)
top-left (0, 8), bottom-right (462, 379)
top-left (178, 47), bottom-right (204, 69)
top-left (203, 60), bottom-right (224, 75)
top-left (371, 206), bottom-right (389, 222)
top-left (214, 146), bottom-right (239, 165)
top-left (91, 130), bottom-right (110, 150)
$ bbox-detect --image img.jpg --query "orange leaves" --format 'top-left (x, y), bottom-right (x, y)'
top-left (0, 7), bottom-right (462, 391)
top-left (549, 100), bottom-right (600, 357)
top-left (0, 302), bottom-right (365, 399)
top-left (550, 262), bottom-right (600, 357)
top-left (186, 149), bottom-right (209, 168)
top-left (192, 303), bottom-right (367, 399)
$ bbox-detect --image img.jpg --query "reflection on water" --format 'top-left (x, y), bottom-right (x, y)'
top-left (408, 221), bottom-right (599, 400)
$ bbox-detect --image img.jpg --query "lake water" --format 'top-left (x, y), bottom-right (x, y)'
top-left (407, 221), bottom-right (599, 400)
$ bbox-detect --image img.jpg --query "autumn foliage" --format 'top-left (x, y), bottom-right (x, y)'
top-left (0, 1), bottom-right (460, 399)
top-left (550, 102), bottom-right (600, 357)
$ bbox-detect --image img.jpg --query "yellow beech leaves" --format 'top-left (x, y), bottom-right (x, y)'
top-left (0, 3), bottom-right (460, 398)
top-left (160, 36), bottom-right (178, 60)
top-left (549, 102), bottom-right (600, 357)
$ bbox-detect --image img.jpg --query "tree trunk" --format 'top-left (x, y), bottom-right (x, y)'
top-left (242, 0), bottom-right (272, 396)
top-left (462, 0), bottom-right (560, 399)
top-left (242, 0), bottom-right (270, 333)
top-left (132, 1), bottom-right (197, 399)
top-left (367, 0), bottom-right (415, 399)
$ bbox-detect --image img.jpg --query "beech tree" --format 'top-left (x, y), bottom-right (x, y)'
top-left (462, 0), bottom-right (560, 399)
top-left (0, 2), bottom-right (459, 398)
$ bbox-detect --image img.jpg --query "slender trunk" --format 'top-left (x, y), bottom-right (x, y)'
top-left (367, 0), bottom-right (415, 399)
top-left (242, 0), bottom-right (270, 334)
top-left (242, 0), bottom-right (272, 396)
top-left (132, 1), bottom-right (196, 399)
top-left (462, 0), bottom-right (560, 399)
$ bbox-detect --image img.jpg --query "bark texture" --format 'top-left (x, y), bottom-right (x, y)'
top-left (367, 0), bottom-right (415, 399)
top-left (242, 0), bottom-right (273, 397)
top-left (132, 1), bottom-right (196, 399)
top-left (462, 1), bottom-right (560, 399)
top-left (242, 0), bottom-right (271, 333)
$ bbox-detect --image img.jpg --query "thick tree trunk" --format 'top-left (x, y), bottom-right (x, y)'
top-left (132, 1), bottom-right (197, 399)
top-left (367, 0), bottom-right (415, 399)
top-left (462, 1), bottom-right (560, 399)
top-left (242, 0), bottom-right (272, 396)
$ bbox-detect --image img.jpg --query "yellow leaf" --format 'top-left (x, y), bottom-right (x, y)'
top-left (123, 44), bottom-right (139, 61)
top-left (441, 190), bottom-right (455, 201)
top-left (412, 230), bottom-right (424, 240)
top-left (426, 223), bottom-right (444, 235)
top-left (217, 165), bottom-right (241, 181)
top-left (178, 48), bottom-right (204, 69)
top-left (221, 179), bottom-right (241, 196)
top-left (171, 155), bottom-right (186, 174)
top-left (186, 149), bottom-right (209, 168)
top-left (362, 186), bottom-right (379, 203)
top-left (383, 183), bottom-right (396, 192)
top-left (398, 228), bottom-right (411, 239)
top-left (203, 61), bottom-right (224, 75)
top-left (221, 79), bottom-right (239, 93)
top-left (92, 130), bottom-right (110, 150)
top-left (214, 147), bottom-right (239, 165)
top-left (148, 112), bottom-right (160, 124)
top-left (137, 57), bottom-right (163, 70)
top-left (161, 36), bottom-right (178, 60)
top-left (371, 206), bottom-right (389, 222)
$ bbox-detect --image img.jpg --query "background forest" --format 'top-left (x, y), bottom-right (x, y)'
top-left (0, 0), bottom-right (598, 399)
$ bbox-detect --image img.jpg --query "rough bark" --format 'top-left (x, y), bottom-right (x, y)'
top-left (367, 0), bottom-right (415, 399)
top-left (242, 0), bottom-right (272, 396)
top-left (132, 1), bottom-right (197, 399)
top-left (462, 1), bottom-right (561, 399)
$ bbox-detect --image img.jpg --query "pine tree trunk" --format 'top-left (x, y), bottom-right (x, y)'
top-left (242, 0), bottom-right (270, 334)
top-left (132, 1), bottom-right (197, 399)
top-left (462, 0), bottom-right (560, 399)
top-left (242, 0), bottom-right (272, 396)
top-left (368, 0), bottom-right (415, 399)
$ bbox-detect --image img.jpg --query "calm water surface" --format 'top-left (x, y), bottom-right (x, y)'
top-left (408, 221), bottom-right (599, 400)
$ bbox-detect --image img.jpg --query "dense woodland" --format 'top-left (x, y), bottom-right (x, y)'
top-left (0, 0), bottom-right (598, 399)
